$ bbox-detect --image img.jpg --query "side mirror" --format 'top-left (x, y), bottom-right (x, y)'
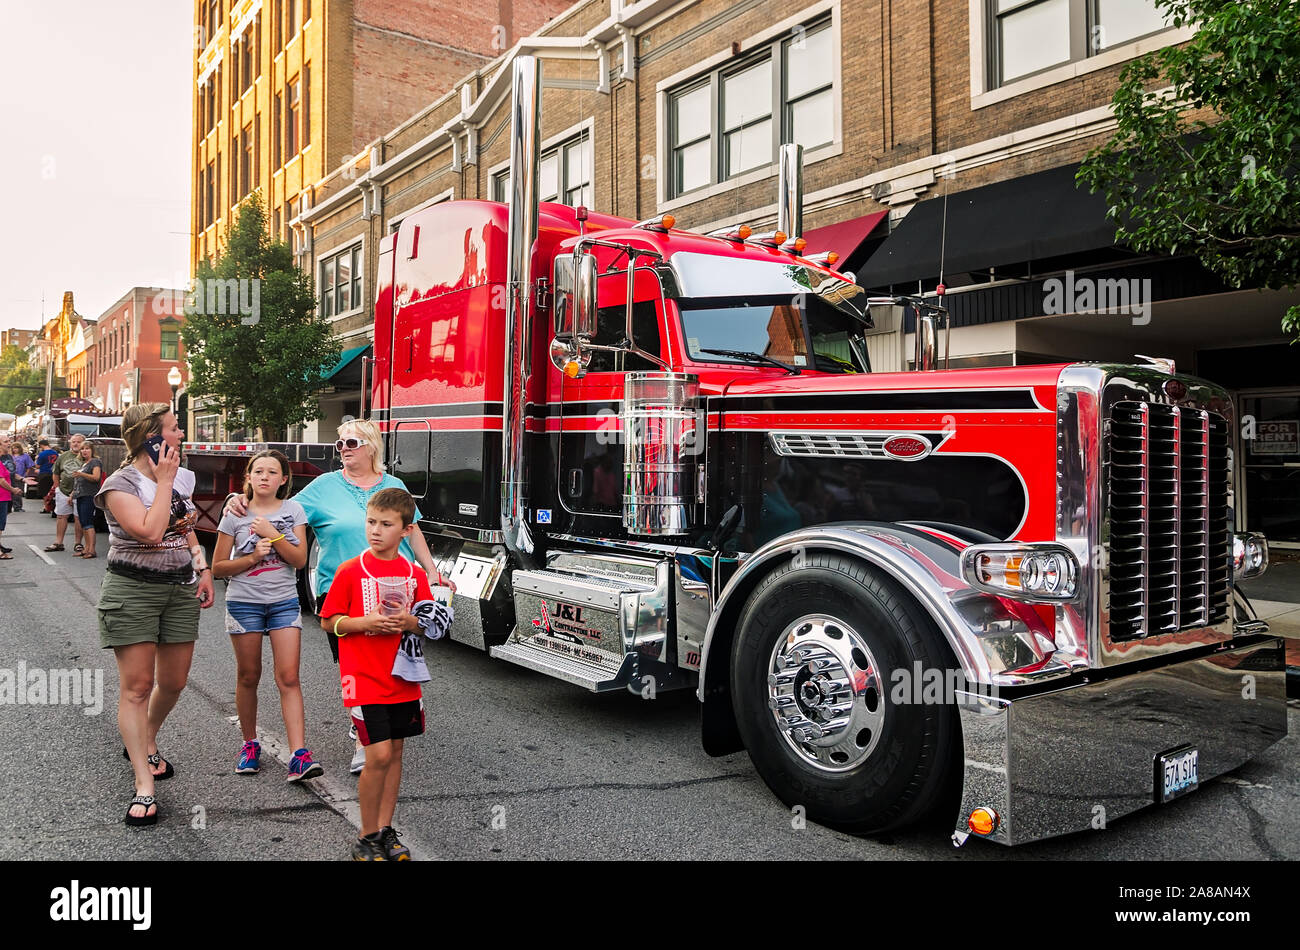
top-left (575, 252), bottom-right (598, 341)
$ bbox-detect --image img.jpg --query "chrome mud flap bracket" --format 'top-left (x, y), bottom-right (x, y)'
top-left (952, 638), bottom-right (1288, 846)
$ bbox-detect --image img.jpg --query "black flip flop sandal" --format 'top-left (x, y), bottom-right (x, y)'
top-left (123, 747), bottom-right (176, 780)
top-left (124, 794), bottom-right (158, 826)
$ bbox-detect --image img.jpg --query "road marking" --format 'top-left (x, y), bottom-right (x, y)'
top-left (28, 544), bottom-right (56, 566)
top-left (225, 715), bottom-right (438, 860)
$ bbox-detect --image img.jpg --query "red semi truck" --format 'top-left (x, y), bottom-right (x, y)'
top-left (190, 57), bottom-right (1285, 846)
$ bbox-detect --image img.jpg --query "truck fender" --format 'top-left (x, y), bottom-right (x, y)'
top-left (696, 522), bottom-right (1064, 756)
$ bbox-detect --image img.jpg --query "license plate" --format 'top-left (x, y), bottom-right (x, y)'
top-left (1156, 746), bottom-right (1199, 803)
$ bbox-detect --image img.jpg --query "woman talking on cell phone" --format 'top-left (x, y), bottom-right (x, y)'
top-left (96, 403), bottom-right (215, 826)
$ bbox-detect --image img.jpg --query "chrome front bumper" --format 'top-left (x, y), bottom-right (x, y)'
top-left (955, 637), bottom-right (1288, 846)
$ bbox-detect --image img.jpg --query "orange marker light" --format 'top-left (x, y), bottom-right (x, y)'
top-left (968, 807), bottom-right (998, 836)
top-left (662, 214), bottom-right (676, 230)
top-left (827, 252), bottom-right (839, 265)
top-left (773, 230), bottom-right (787, 245)
top-left (738, 225), bottom-right (752, 239)
top-left (793, 237), bottom-right (807, 253)
top-left (564, 360), bottom-right (581, 378)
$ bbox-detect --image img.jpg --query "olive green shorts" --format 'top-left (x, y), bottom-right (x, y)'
top-left (98, 570), bottom-right (201, 650)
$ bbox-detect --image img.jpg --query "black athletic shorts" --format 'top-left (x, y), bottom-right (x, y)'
top-left (349, 699), bottom-right (425, 746)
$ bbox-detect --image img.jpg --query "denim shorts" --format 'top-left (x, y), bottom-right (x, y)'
top-left (225, 596), bottom-right (303, 635)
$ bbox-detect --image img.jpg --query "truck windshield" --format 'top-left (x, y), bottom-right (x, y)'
top-left (680, 295), bottom-right (870, 373)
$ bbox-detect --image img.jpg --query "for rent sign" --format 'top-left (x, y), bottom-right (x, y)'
top-left (1250, 420), bottom-right (1299, 455)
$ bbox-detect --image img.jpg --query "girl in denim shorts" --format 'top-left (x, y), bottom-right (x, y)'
top-left (212, 450), bottom-right (322, 782)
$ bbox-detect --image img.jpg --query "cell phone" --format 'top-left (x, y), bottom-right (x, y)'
top-left (145, 435), bottom-right (166, 464)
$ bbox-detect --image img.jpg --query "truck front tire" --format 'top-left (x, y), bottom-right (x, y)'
top-left (730, 552), bottom-right (960, 835)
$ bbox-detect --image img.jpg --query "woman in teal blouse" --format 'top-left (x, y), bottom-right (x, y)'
top-left (224, 418), bottom-right (451, 773)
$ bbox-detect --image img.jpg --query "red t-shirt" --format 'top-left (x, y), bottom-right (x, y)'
top-left (320, 551), bottom-right (433, 706)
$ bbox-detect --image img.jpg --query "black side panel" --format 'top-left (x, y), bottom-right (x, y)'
top-left (395, 430), bottom-right (502, 530)
top-left (718, 432), bottom-right (1027, 549)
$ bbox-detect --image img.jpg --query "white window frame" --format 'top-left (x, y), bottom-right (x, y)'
top-left (317, 236), bottom-right (366, 322)
top-left (969, 0), bottom-right (1193, 109)
top-left (488, 118), bottom-right (596, 208)
top-left (656, 0), bottom-right (842, 213)
top-left (388, 187), bottom-right (454, 234)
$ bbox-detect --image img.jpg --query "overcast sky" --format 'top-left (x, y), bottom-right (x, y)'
top-left (0, 1), bottom-right (192, 332)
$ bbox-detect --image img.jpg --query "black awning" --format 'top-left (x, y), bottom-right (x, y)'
top-left (858, 163), bottom-right (1119, 289)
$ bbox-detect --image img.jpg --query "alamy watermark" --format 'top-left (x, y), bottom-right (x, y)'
top-left (1043, 270), bottom-right (1152, 326)
top-left (0, 662), bottom-right (103, 715)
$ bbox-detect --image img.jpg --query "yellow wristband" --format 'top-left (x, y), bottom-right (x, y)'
top-left (269, 534), bottom-right (286, 543)
top-left (333, 617), bottom-right (346, 637)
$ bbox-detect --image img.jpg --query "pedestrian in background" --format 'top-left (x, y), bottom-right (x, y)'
top-left (10, 441), bottom-right (33, 512)
top-left (212, 449), bottom-right (321, 781)
top-left (46, 433), bottom-right (86, 553)
top-left (71, 441), bottom-right (103, 558)
top-left (35, 439), bottom-right (58, 503)
top-left (97, 403), bottom-right (214, 826)
top-left (0, 434), bottom-right (20, 559)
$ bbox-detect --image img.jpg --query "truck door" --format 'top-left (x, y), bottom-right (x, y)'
top-left (556, 264), bottom-right (667, 520)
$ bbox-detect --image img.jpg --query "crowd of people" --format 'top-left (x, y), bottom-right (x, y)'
top-left (2, 412), bottom-right (454, 860)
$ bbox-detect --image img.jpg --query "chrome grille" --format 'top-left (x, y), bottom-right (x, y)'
top-left (1108, 401), bottom-right (1230, 640)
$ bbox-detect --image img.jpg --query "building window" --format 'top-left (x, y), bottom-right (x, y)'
top-left (255, 14), bottom-right (262, 77)
top-left (492, 129), bottom-right (593, 207)
top-left (320, 244), bottom-right (362, 317)
top-left (195, 413), bottom-right (220, 442)
top-left (239, 32), bottom-right (253, 94)
top-left (302, 63), bottom-right (310, 147)
top-left (988, 0), bottom-right (1173, 87)
top-left (287, 0), bottom-right (298, 37)
top-left (160, 329), bottom-right (180, 361)
top-left (286, 77), bottom-right (299, 158)
top-left (274, 0), bottom-right (283, 49)
top-left (272, 92), bottom-right (282, 167)
top-left (254, 115), bottom-right (261, 186)
top-left (240, 124), bottom-right (253, 198)
top-left (666, 16), bottom-right (834, 199)
top-left (205, 160), bottom-right (215, 225)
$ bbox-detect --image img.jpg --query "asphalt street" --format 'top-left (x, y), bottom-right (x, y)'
top-left (1, 506), bottom-right (1297, 861)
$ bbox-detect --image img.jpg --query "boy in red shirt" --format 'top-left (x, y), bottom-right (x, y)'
top-left (320, 488), bottom-right (451, 860)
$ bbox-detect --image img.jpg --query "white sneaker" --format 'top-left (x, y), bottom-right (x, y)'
top-left (349, 743), bottom-right (365, 775)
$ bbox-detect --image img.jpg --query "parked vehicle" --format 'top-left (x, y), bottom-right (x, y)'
top-left (191, 57), bottom-right (1287, 846)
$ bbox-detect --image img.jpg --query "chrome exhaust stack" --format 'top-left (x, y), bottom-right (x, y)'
top-left (502, 55), bottom-right (541, 562)
top-left (777, 143), bottom-right (803, 240)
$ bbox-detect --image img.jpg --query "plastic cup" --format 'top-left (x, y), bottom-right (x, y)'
top-left (376, 576), bottom-right (411, 616)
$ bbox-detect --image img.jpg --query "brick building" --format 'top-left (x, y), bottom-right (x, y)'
top-left (93, 289), bottom-right (190, 413)
top-left (265, 0), bottom-right (1294, 543)
top-left (190, 0), bottom-right (572, 268)
top-left (0, 328), bottom-right (38, 356)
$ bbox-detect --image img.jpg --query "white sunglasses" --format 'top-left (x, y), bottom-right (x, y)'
top-left (335, 437), bottom-right (370, 451)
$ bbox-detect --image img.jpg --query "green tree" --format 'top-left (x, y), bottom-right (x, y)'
top-left (181, 195), bottom-right (340, 440)
top-left (0, 346), bottom-right (46, 416)
top-left (1078, 0), bottom-right (1300, 336)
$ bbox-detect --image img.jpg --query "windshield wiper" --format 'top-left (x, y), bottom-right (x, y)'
top-left (699, 348), bottom-right (801, 375)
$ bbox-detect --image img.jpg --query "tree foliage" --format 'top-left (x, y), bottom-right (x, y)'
top-left (0, 346), bottom-right (46, 417)
top-left (1078, 0), bottom-right (1300, 336)
top-left (181, 195), bottom-right (340, 439)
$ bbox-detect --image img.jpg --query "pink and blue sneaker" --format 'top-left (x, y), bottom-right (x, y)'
top-left (235, 740), bottom-right (260, 774)
top-left (287, 748), bottom-right (324, 782)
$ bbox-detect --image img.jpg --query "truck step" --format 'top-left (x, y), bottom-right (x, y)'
top-left (489, 639), bottom-right (633, 692)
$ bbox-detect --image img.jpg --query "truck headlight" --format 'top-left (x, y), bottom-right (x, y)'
top-left (961, 543), bottom-right (1080, 603)
top-left (1232, 533), bottom-right (1269, 580)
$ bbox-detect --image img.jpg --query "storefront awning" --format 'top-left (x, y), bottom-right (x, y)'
top-left (801, 210), bottom-right (890, 270)
top-left (857, 163), bottom-right (1118, 289)
top-left (325, 345), bottom-right (370, 380)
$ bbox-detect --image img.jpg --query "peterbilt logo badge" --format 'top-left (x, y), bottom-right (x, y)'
top-left (882, 435), bottom-right (933, 460)
top-left (1162, 379), bottom-right (1187, 401)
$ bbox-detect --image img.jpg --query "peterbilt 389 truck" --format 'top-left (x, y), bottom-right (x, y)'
top-left (202, 56), bottom-right (1288, 846)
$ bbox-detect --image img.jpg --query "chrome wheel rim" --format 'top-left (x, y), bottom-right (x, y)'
top-left (767, 614), bottom-right (885, 773)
